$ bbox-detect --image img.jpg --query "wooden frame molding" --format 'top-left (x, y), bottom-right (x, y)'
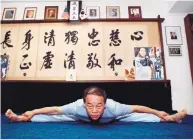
top-left (184, 14), bottom-right (193, 83)
top-left (1, 15), bottom-right (164, 24)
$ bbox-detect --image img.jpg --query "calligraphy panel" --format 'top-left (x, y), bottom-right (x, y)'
top-left (103, 23), bottom-right (126, 79)
top-left (36, 23), bottom-right (63, 79)
top-left (80, 22), bottom-right (104, 80)
top-left (62, 23), bottom-right (83, 80)
top-left (13, 24), bottom-right (39, 79)
top-left (0, 24), bottom-right (19, 79)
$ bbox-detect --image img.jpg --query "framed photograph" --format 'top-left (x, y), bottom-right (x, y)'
top-left (165, 26), bottom-right (183, 45)
top-left (1, 54), bottom-right (9, 80)
top-left (2, 8), bottom-right (16, 20)
top-left (86, 6), bottom-right (100, 19)
top-left (44, 6), bottom-right (58, 20)
top-left (23, 7), bottom-right (37, 20)
top-left (128, 6), bottom-right (142, 19)
top-left (106, 6), bottom-right (120, 18)
top-left (168, 46), bottom-right (182, 56)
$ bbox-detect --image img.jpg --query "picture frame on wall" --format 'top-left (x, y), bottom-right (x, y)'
top-left (106, 6), bottom-right (120, 18)
top-left (128, 6), bottom-right (142, 19)
top-left (86, 6), bottom-right (100, 19)
top-left (168, 46), bottom-right (182, 56)
top-left (23, 7), bottom-right (37, 20)
top-left (44, 6), bottom-right (58, 20)
top-left (2, 8), bottom-right (16, 20)
top-left (1, 54), bottom-right (9, 80)
top-left (165, 26), bottom-right (183, 45)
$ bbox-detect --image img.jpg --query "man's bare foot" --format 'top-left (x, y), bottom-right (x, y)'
top-left (165, 109), bottom-right (187, 123)
top-left (5, 109), bottom-right (19, 122)
top-left (5, 109), bottom-right (28, 122)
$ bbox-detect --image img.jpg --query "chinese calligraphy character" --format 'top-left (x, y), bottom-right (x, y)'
top-left (1, 31), bottom-right (13, 49)
top-left (109, 29), bottom-right (121, 46)
top-left (88, 28), bottom-right (100, 46)
top-left (21, 30), bottom-right (34, 50)
top-left (65, 31), bottom-right (78, 45)
top-left (131, 31), bottom-right (143, 41)
top-left (72, 16), bottom-right (76, 19)
top-left (20, 54), bottom-right (32, 76)
top-left (107, 53), bottom-right (123, 71)
top-left (64, 50), bottom-right (76, 69)
top-left (40, 51), bottom-right (54, 70)
top-left (72, 11), bottom-right (77, 16)
top-left (44, 30), bottom-right (55, 46)
top-left (86, 53), bottom-right (101, 69)
top-left (72, 1), bottom-right (77, 5)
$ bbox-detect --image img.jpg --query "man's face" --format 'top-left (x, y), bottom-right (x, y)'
top-left (139, 48), bottom-right (146, 57)
top-left (133, 9), bottom-right (138, 15)
top-left (85, 94), bottom-right (105, 120)
top-left (27, 10), bottom-right (34, 18)
top-left (49, 10), bottom-right (54, 15)
top-left (111, 9), bottom-right (116, 16)
top-left (91, 10), bottom-right (94, 14)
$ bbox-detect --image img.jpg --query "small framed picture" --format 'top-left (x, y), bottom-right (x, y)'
top-left (1, 54), bottom-right (9, 80)
top-left (23, 7), bottom-right (37, 20)
top-left (44, 6), bottom-right (58, 20)
top-left (128, 6), bottom-right (142, 19)
top-left (168, 46), bottom-right (182, 56)
top-left (2, 8), bottom-right (16, 20)
top-left (86, 6), bottom-right (100, 19)
top-left (165, 26), bottom-right (183, 45)
top-left (106, 6), bottom-right (120, 18)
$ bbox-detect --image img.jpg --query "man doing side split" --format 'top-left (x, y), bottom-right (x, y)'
top-left (6, 86), bottom-right (187, 124)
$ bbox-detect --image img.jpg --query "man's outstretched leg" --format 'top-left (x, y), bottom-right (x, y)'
top-left (118, 109), bottom-right (187, 123)
top-left (5, 109), bottom-right (77, 123)
top-left (5, 109), bottom-right (29, 122)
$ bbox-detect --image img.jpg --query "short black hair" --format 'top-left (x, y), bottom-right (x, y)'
top-left (83, 86), bottom-right (107, 103)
